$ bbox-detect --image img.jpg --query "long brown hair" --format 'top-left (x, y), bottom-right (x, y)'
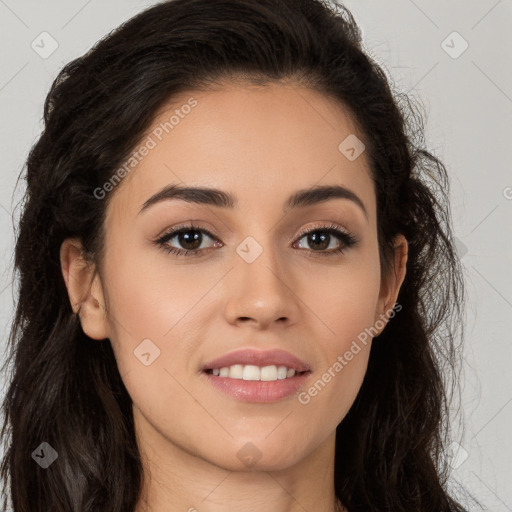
top-left (1, 0), bottom-right (476, 510)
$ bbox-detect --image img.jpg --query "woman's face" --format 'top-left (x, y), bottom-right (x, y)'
top-left (64, 81), bottom-right (407, 472)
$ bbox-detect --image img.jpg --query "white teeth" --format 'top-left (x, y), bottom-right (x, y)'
top-left (210, 364), bottom-right (300, 381)
top-left (260, 365), bottom-right (277, 381)
top-left (276, 365), bottom-right (288, 379)
top-left (228, 364), bottom-right (244, 379)
top-left (242, 365), bottom-right (260, 381)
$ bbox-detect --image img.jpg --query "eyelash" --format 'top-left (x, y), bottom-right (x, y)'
top-left (154, 222), bottom-right (359, 258)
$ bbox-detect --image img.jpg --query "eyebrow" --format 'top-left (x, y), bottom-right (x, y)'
top-left (138, 183), bottom-right (368, 220)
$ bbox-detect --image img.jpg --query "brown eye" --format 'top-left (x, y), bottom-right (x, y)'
top-left (156, 224), bottom-right (222, 257)
top-left (293, 224), bottom-right (359, 257)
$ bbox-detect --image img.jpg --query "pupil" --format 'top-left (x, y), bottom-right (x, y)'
top-left (179, 230), bottom-right (201, 250)
top-left (309, 232), bottom-right (329, 250)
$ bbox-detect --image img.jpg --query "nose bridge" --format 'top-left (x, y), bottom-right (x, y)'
top-left (224, 229), bottom-right (300, 327)
top-left (236, 231), bottom-right (287, 295)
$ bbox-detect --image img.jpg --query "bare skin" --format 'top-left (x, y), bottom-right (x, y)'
top-left (60, 80), bottom-right (407, 512)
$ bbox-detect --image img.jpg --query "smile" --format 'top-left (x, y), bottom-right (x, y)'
top-left (207, 364), bottom-right (304, 381)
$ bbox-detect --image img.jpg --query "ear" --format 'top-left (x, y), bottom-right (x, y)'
top-left (373, 233), bottom-right (408, 333)
top-left (60, 237), bottom-right (109, 340)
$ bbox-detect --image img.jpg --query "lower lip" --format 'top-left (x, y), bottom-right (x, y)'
top-left (202, 371), bottom-right (311, 403)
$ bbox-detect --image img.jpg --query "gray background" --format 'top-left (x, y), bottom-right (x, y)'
top-left (0, 0), bottom-right (511, 510)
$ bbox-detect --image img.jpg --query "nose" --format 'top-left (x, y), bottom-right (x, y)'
top-left (224, 241), bottom-right (301, 330)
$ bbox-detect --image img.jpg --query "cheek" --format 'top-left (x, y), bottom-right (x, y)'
top-left (295, 253), bottom-right (380, 419)
top-left (102, 239), bottom-right (213, 343)
top-left (304, 251), bottom-right (382, 345)
top-left (100, 246), bottom-right (209, 429)
top-left (297, 283), bottom-right (375, 435)
top-left (297, 343), bottom-right (371, 441)
top-left (99, 238), bottom-right (218, 396)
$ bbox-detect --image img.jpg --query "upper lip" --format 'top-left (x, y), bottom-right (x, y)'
top-left (201, 348), bottom-right (311, 373)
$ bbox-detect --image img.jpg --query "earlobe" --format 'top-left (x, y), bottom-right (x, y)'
top-left (59, 237), bottom-right (109, 340)
top-left (374, 234), bottom-right (408, 332)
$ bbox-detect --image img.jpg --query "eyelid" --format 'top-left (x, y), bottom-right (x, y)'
top-left (155, 222), bottom-right (218, 242)
top-left (293, 222), bottom-right (352, 242)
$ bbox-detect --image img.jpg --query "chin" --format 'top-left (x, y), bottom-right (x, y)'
top-left (206, 437), bottom-right (309, 473)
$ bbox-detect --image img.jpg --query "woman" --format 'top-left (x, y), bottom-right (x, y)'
top-left (0, 0), bottom-right (476, 510)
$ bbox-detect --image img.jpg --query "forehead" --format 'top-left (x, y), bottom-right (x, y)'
top-left (106, 82), bottom-right (375, 223)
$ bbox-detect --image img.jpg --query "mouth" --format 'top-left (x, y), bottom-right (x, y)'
top-left (200, 349), bottom-right (312, 403)
top-left (204, 364), bottom-right (309, 381)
